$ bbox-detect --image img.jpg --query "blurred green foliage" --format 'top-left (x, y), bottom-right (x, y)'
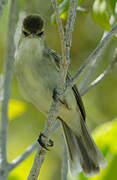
top-left (92, 0), bottom-right (111, 31)
top-left (51, 0), bottom-right (85, 24)
top-left (92, 0), bottom-right (117, 30)
top-left (0, 0), bottom-right (117, 180)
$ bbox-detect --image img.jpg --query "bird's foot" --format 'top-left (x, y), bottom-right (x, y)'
top-left (37, 133), bottom-right (54, 151)
top-left (52, 88), bottom-right (65, 105)
top-left (52, 88), bottom-right (59, 101)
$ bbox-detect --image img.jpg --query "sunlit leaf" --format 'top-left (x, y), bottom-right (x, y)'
top-left (92, 0), bottom-right (111, 31)
top-left (102, 155), bottom-right (117, 180)
top-left (58, 0), bottom-right (63, 3)
top-left (92, 118), bottom-right (117, 155)
top-left (51, 0), bottom-right (85, 24)
top-left (77, 6), bottom-right (88, 14)
top-left (78, 0), bottom-right (84, 6)
top-left (51, 0), bottom-right (69, 24)
top-left (8, 176), bottom-right (19, 180)
top-left (60, 10), bottom-right (67, 21)
top-left (108, 0), bottom-right (117, 15)
top-left (8, 99), bottom-right (27, 120)
top-left (0, 98), bottom-right (26, 121)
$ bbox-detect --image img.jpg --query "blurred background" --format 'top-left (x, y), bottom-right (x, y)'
top-left (0, 0), bottom-right (117, 180)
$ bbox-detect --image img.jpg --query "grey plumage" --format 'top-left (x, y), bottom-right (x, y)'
top-left (14, 14), bottom-right (107, 177)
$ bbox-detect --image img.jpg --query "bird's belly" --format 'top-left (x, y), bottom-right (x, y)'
top-left (15, 51), bottom-right (59, 115)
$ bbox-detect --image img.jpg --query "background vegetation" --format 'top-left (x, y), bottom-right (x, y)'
top-left (0, 0), bottom-right (117, 180)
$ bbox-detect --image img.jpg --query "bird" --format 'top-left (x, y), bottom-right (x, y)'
top-left (14, 14), bottom-right (107, 177)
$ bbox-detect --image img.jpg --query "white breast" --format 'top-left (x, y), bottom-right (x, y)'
top-left (15, 38), bottom-right (58, 114)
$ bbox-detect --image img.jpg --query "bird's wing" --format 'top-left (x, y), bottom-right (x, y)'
top-left (46, 47), bottom-right (86, 121)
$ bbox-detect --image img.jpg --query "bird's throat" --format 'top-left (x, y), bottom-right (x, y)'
top-left (15, 38), bottom-right (44, 64)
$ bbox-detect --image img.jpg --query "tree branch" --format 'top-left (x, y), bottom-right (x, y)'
top-left (65, 0), bottom-right (77, 61)
top-left (0, 0), bottom-right (17, 165)
top-left (0, 74), bottom-right (4, 101)
top-left (67, 23), bottom-right (117, 87)
top-left (51, 0), bottom-right (67, 91)
top-left (81, 48), bottom-right (117, 96)
top-left (10, 142), bottom-right (38, 170)
top-left (61, 143), bottom-right (68, 180)
top-left (79, 32), bottom-right (106, 92)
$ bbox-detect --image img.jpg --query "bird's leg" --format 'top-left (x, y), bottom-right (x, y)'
top-left (37, 133), bottom-right (54, 151)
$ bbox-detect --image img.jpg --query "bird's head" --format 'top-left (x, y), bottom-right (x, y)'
top-left (22, 14), bottom-right (44, 39)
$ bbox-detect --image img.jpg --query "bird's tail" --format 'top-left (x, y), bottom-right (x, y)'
top-left (61, 119), bottom-right (107, 177)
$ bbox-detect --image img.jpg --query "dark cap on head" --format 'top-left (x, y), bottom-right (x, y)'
top-left (23, 15), bottom-right (44, 34)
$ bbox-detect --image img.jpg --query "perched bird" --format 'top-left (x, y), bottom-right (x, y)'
top-left (14, 14), bottom-right (107, 177)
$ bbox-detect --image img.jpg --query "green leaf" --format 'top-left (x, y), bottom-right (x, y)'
top-left (77, 6), bottom-right (88, 14)
top-left (78, 0), bottom-right (84, 6)
top-left (92, 0), bottom-right (111, 31)
top-left (51, 0), bottom-right (69, 24)
top-left (92, 118), bottom-right (117, 155)
top-left (108, 0), bottom-right (117, 15)
top-left (8, 99), bottom-right (27, 120)
top-left (51, 0), bottom-right (85, 24)
top-left (0, 99), bottom-right (27, 121)
top-left (102, 154), bottom-right (117, 180)
top-left (8, 176), bottom-right (19, 180)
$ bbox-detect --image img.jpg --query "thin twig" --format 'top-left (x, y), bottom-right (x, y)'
top-left (79, 14), bottom-right (115, 92)
top-left (0, 0), bottom-right (7, 18)
top-left (81, 48), bottom-right (117, 96)
top-left (0, 0), bottom-right (17, 165)
top-left (79, 32), bottom-right (106, 92)
top-left (61, 143), bottom-right (68, 180)
top-left (51, 0), bottom-right (66, 68)
top-left (10, 142), bottom-right (38, 170)
top-left (0, 74), bottom-right (4, 101)
top-left (51, 0), bottom-right (68, 92)
top-left (68, 23), bottom-right (117, 87)
top-left (65, 0), bottom-right (77, 61)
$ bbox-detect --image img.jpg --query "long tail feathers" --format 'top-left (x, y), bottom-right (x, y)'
top-left (61, 120), bottom-right (107, 177)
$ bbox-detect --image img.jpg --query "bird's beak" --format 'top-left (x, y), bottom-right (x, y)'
top-left (30, 33), bottom-right (37, 38)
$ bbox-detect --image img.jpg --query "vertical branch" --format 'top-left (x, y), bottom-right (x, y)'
top-left (0, 0), bottom-right (7, 18)
top-left (0, 0), bottom-right (17, 165)
top-left (28, 0), bottom-right (78, 180)
top-left (61, 143), bottom-right (68, 180)
top-left (51, 0), bottom-right (67, 89)
top-left (65, 0), bottom-right (77, 61)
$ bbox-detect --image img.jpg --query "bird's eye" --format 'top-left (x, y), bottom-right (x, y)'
top-left (23, 30), bottom-right (29, 37)
top-left (36, 31), bottom-right (44, 37)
